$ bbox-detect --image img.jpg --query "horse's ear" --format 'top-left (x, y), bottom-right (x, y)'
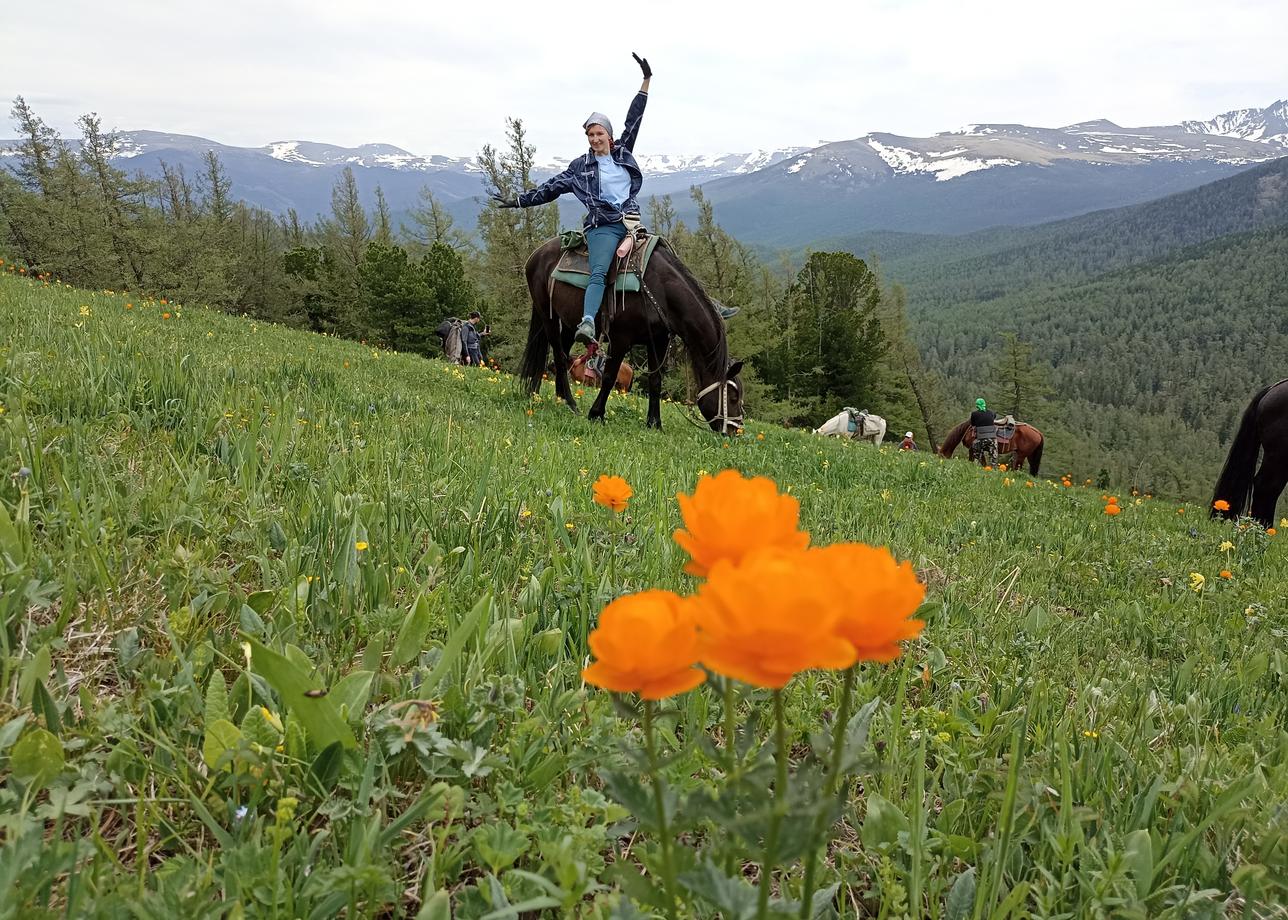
top-left (727, 359), bottom-right (744, 378)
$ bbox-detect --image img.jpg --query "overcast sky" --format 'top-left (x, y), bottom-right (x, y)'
top-left (4, 0), bottom-right (1286, 159)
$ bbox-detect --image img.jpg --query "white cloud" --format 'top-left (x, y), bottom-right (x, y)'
top-left (2, 0), bottom-right (1284, 159)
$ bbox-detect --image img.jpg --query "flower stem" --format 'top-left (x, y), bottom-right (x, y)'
top-left (723, 678), bottom-right (738, 876)
top-left (798, 665), bottom-right (856, 917)
top-left (757, 690), bottom-right (789, 920)
top-left (643, 700), bottom-right (679, 919)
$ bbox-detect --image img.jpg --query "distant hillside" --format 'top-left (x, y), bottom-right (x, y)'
top-left (905, 222), bottom-right (1288, 497)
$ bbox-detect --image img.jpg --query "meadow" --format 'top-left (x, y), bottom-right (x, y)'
top-left (0, 268), bottom-right (1284, 918)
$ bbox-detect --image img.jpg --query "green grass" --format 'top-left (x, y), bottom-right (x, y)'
top-left (1, 271), bottom-right (1285, 918)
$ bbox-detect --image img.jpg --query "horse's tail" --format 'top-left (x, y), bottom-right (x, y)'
top-left (519, 308), bottom-right (548, 395)
top-left (1028, 432), bottom-right (1044, 477)
top-left (1211, 385), bottom-right (1269, 519)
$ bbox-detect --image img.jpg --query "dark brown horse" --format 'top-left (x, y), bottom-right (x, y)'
top-left (519, 239), bottom-right (743, 432)
top-left (939, 420), bottom-right (1045, 474)
top-left (1211, 379), bottom-right (1288, 528)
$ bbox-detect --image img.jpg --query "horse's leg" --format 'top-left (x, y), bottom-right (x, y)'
top-left (1250, 448), bottom-right (1288, 528)
top-left (646, 337), bottom-right (665, 429)
top-left (588, 351), bottom-right (627, 422)
top-left (549, 319), bottom-right (578, 412)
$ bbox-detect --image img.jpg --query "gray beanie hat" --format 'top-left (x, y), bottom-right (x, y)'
top-left (583, 112), bottom-right (613, 137)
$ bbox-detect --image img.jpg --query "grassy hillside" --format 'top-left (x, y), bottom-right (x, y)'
top-left (1, 273), bottom-right (1285, 917)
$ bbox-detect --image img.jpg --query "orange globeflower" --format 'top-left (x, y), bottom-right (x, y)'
top-left (1219, 570), bottom-right (1233, 579)
top-left (691, 548), bottom-right (856, 688)
top-left (1213, 499), bottom-right (1231, 512)
top-left (811, 543), bottom-right (925, 662)
top-left (1104, 504), bottom-right (1121, 516)
top-left (1268, 528), bottom-right (1277, 537)
top-left (674, 470), bottom-right (809, 577)
top-left (582, 590), bottom-right (706, 699)
top-left (592, 474), bottom-right (632, 512)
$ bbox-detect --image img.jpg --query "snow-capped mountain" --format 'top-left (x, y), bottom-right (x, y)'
top-left (3, 100), bottom-right (1285, 243)
top-left (1181, 100), bottom-right (1288, 147)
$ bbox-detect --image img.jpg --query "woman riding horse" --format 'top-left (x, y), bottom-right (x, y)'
top-left (491, 52), bottom-right (652, 346)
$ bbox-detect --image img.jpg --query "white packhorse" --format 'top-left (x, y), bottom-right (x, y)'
top-left (814, 408), bottom-right (887, 446)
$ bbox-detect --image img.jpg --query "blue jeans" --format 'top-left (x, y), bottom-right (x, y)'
top-left (583, 222), bottom-right (628, 322)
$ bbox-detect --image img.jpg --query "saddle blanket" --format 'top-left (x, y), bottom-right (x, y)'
top-left (551, 232), bottom-right (663, 293)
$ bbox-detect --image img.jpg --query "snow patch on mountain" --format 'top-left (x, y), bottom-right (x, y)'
top-left (867, 138), bottom-right (1018, 181)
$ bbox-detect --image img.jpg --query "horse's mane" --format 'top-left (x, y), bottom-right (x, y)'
top-left (940, 421), bottom-right (968, 456)
top-left (653, 243), bottom-right (729, 373)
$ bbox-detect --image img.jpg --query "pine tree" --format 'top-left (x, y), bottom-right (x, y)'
top-left (372, 185), bottom-right (393, 244)
top-left (405, 186), bottom-right (468, 251)
top-left (476, 118), bottom-right (559, 364)
top-left (988, 332), bottom-right (1053, 420)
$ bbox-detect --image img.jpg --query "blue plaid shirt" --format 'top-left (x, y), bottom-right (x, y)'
top-left (518, 92), bottom-right (647, 229)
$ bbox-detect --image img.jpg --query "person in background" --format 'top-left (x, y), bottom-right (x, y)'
top-left (462, 311), bottom-right (485, 365)
top-left (899, 431), bottom-right (917, 451)
top-left (969, 398), bottom-right (997, 466)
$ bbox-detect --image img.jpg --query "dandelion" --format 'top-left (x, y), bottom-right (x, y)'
top-left (1082, 729), bottom-right (1099, 739)
top-left (1104, 504), bottom-right (1121, 516)
top-left (79, 305), bottom-right (90, 316)
top-left (1213, 499), bottom-right (1231, 512)
top-left (582, 590), bottom-right (706, 698)
top-left (565, 522), bottom-right (575, 531)
top-left (1219, 540), bottom-right (1234, 552)
top-left (691, 549), bottom-right (857, 687)
top-left (355, 541), bottom-right (369, 551)
top-left (593, 475), bottom-right (633, 512)
top-left (1219, 570), bottom-right (1232, 579)
top-left (520, 509), bottom-right (533, 519)
top-left (1189, 572), bottom-right (1205, 592)
top-left (673, 470), bottom-right (810, 578)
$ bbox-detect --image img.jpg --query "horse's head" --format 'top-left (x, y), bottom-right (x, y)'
top-left (696, 360), bottom-right (744, 435)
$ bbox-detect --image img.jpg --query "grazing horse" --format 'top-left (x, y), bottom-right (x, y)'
top-left (519, 239), bottom-right (743, 433)
top-left (940, 420), bottom-right (1045, 474)
top-left (1211, 378), bottom-right (1288, 528)
top-left (814, 409), bottom-right (887, 445)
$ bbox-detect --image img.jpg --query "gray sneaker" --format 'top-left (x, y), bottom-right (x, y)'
top-left (574, 318), bottom-right (596, 344)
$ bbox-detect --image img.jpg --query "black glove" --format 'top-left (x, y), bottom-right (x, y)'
top-left (490, 192), bottom-right (519, 209)
top-left (632, 52), bottom-right (651, 79)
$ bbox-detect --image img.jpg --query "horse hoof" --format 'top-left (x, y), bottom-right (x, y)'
top-left (647, 417), bottom-right (662, 430)
top-left (588, 413), bottom-right (606, 424)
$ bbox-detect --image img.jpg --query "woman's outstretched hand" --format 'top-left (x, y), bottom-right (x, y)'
top-left (490, 192), bottom-right (519, 209)
top-left (632, 52), bottom-right (651, 79)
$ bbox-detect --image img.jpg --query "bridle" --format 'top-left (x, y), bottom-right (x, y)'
top-left (695, 377), bottom-right (742, 435)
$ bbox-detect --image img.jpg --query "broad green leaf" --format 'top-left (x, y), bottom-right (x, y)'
top-left (0, 501), bottom-right (24, 564)
top-left (247, 639), bottom-right (356, 750)
top-left (204, 672), bottom-right (230, 726)
top-left (473, 822), bottom-right (530, 875)
top-left (392, 590), bottom-right (434, 666)
top-left (415, 890), bottom-right (451, 920)
top-left (11, 728), bottom-right (64, 788)
top-left (1124, 829), bottom-right (1154, 900)
top-left (0, 714), bottom-right (31, 755)
top-left (202, 718), bottom-right (242, 771)
top-left (421, 593), bottom-right (492, 692)
top-left (678, 859), bottom-right (762, 919)
top-left (17, 645), bottom-right (50, 707)
top-left (33, 679), bottom-right (62, 736)
top-left (331, 670), bottom-right (375, 721)
top-left (860, 793), bottom-right (910, 850)
top-left (310, 741), bottom-right (345, 788)
top-left (946, 867), bottom-right (976, 920)
top-left (238, 604), bottom-right (266, 635)
top-left (245, 589), bottom-right (276, 615)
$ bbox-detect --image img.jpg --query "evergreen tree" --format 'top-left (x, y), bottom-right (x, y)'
top-left (476, 118), bottom-right (558, 364)
top-left (988, 332), bottom-right (1052, 420)
top-left (405, 186), bottom-right (468, 251)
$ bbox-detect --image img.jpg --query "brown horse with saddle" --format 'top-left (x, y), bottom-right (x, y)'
top-left (939, 417), bottom-right (1045, 474)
